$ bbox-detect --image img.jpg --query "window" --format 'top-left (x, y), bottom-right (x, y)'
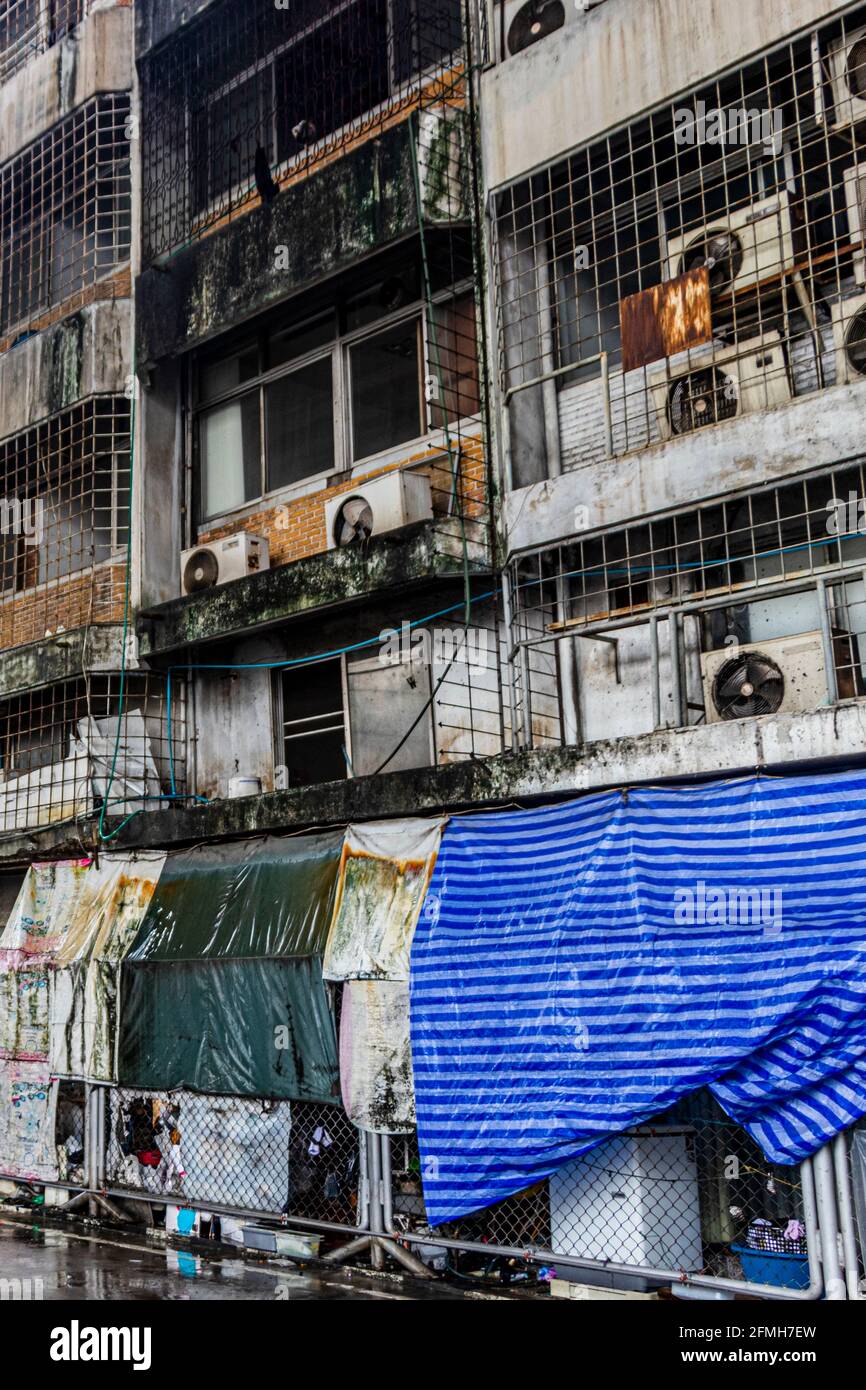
top-left (0, 0), bottom-right (83, 83)
top-left (276, 650), bottom-right (435, 787)
top-left (349, 320), bottom-right (422, 461)
top-left (279, 658), bottom-right (348, 787)
top-left (193, 264), bottom-right (476, 522)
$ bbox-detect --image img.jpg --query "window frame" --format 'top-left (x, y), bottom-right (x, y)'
top-left (191, 276), bottom-right (475, 527)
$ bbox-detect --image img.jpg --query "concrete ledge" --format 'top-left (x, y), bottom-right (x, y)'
top-left (0, 7), bottom-right (132, 164)
top-left (135, 0), bottom-right (220, 59)
top-left (137, 521), bottom-right (489, 658)
top-left (0, 626), bottom-right (128, 699)
top-left (482, 0), bottom-right (841, 190)
top-left (5, 698), bottom-right (865, 862)
top-left (136, 115), bottom-right (459, 366)
top-left (505, 384), bottom-right (866, 556)
top-left (0, 302), bottom-right (132, 442)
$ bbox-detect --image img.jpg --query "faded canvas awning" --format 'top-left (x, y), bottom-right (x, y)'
top-left (324, 819), bottom-right (444, 1133)
top-left (118, 833), bottom-right (343, 1101)
top-left (50, 854), bottom-right (166, 1083)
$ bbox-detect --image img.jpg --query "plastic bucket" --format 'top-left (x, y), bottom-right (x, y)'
top-left (730, 1243), bottom-right (811, 1291)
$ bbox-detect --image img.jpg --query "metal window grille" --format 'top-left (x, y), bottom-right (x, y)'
top-left (140, 0), bottom-right (464, 263)
top-left (508, 459), bottom-right (866, 744)
top-left (0, 92), bottom-right (131, 342)
top-left (493, 4), bottom-right (866, 475)
top-left (0, 671), bottom-right (184, 836)
top-left (0, 0), bottom-right (84, 84)
top-left (0, 397), bottom-right (130, 650)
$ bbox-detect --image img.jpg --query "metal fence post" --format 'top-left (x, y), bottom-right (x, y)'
top-left (833, 1132), bottom-right (862, 1300)
top-left (814, 1143), bottom-right (846, 1298)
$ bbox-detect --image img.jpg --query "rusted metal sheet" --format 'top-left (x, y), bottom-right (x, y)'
top-left (620, 267), bottom-right (712, 373)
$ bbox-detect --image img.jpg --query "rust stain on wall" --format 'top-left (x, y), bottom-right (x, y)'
top-left (620, 267), bottom-right (712, 373)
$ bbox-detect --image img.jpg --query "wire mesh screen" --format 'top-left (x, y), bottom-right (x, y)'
top-left (106, 1088), bottom-right (361, 1223)
top-left (494, 5), bottom-right (866, 483)
top-left (508, 459), bottom-right (866, 751)
top-left (0, 92), bottom-right (131, 345)
top-left (388, 1094), bottom-right (809, 1292)
top-left (0, 671), bottom-right (184, 836)
top-left (0, 0), bottom-right (85, 84)
top-left (140, 0), bottom-right (464, 263)
top-left (0, 396), bottom-right (130, 651)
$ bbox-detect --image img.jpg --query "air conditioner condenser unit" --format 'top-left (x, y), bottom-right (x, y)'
top-left (180, 532), bottom-right (269, 595)
top-left (701, 630), bottom-right (859, 723)
top-left (649, 332), bottom-right (790, 441)
top-left (827, 26), bottom-right (866, 131)
top-left (325, 471), bottom-right (433, 551)
top-left (831, 291), bottom-right (866, 386)
top-left (666, 193), bottom-right (796, 301)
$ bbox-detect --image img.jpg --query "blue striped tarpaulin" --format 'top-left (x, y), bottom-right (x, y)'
top-left (409, 771), bottom-right (866, 1226)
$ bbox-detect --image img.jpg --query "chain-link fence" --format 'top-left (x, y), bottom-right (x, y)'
top-left (104, 1088), bottom-right (360, 1226)
top-left (386, 1092), bottom-right (821, 1295)
top-left (3, 1074), bottom-right (864, 1298)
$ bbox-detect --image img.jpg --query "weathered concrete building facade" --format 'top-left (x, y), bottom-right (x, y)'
top-left (3, 0), bottom-right (866, 868)
top-left (487, 0), bottom-right (866, 797)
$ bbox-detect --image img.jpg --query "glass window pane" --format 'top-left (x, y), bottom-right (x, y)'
top-left (281, 659), bottom-right (347, 787)
top-left (350, 321), bottom-right (422, 460)
top-left (268, 312), bottom-right (335, 370)
top-left (199, 392), bottom-right (261, 519)
top-left (199, 345), bottom-right (259, 403)
top-left (266, 357), bottom-right (334, 489)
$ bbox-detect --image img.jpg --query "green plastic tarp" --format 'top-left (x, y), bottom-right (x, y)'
top-left (118, 833), bottom-right (343, 1101)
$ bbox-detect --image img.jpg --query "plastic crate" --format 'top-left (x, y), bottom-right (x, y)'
top-left (731, 1243), bottom-right (811, 1291)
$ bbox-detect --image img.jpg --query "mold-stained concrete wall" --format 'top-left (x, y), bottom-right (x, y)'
top-left (0, 5), bottom-right (133, 164)
top-left (0, 302), bottom-right (132, 443)
top-left (481, 0), bottom-right (845, 191)
top-left (135, 112), bottom-right (465, 366)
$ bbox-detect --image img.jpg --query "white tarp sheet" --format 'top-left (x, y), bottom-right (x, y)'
top-left (50, 854), bottom-right (166, 1082)
top-left (323, 819), bottom-right (445, 982)
top-left (0, 1059), bottom-right (58, 1182)
top-left (324, 819), bottom-right (444, 1134)
top-left (340, 979), bottom-right (414, 1134)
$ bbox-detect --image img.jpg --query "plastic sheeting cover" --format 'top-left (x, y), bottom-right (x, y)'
top-left (119, 834), bottom-right (342, 1101)
top-left (50, 855), bottom-right (166, 1082)
top-left (324, 819), bottom-right (445, 982)
top-left (340, 979), bottom-right (414, 1134)
top-left (0, 861), bottom-right (92, 1061)
top-left (411, 772), bottom-right (866, 1225)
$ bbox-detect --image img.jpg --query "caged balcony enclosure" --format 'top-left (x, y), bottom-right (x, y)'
top-left (507, 459), bottom-right (866, 751)
top-left (493, 4), bottom-right (866, 489)
top-left (140, 0), bottom-right (465, 264)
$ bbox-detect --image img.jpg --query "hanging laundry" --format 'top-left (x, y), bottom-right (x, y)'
top-left (411, 771), bottom-right (866, 1225)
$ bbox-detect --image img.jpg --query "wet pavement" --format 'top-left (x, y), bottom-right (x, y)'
top-left (0, 1215), bottom-right (472, 1301)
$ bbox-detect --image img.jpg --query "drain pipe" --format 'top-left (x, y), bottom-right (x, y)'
top-left (833, 1132), bottom-right (862, 1300)
top-left (814, 1143), bottom-right (847, 1298)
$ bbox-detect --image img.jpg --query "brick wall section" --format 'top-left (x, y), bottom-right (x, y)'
top-left (0, 561), bottom-right (127, 651)
top-left (199, 439), bottom-right (488, 568)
